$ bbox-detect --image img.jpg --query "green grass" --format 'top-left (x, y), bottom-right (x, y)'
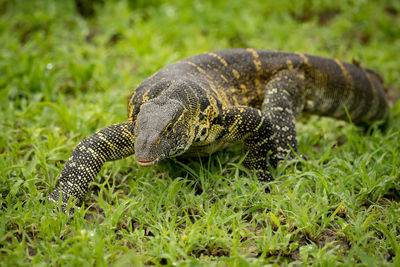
top-left (1, 0), bottom-right (399, 265)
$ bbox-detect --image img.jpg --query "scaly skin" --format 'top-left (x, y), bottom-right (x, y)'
top-left (48, 49), bottom-right (389, 208)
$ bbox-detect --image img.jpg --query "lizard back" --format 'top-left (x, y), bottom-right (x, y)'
top-left (128, 49), bottom-right (389, 124)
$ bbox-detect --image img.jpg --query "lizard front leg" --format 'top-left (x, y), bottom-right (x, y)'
top-left (261, 69), bottom-right (306, 165)
top-left (47, 122), bottom-right (136, 209)
top-left (221, 106), bottom-right (276, 182)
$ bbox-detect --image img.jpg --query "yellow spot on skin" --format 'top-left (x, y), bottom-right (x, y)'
top-left (197, 66), bottom-right (206, 73)
top-left (208, 52), bottom-right (228, 67)
top-left (365, 72), bottom-right (377, 94)
top-left (142, 89), bottom-right (151, 102)
top-left (296, 52), bottom-right (310, 65)
top-left (268, 88), bottom-right (278, 94)
top-left (232, 69), bottom-right (240, 79)
top-left (240, 84), bottom-right (248, 94)
top-left (286, 59), bottom-right (294, 70)
top-left (334, 59), bottom-right (353, 87)
top-left (254, 118), bottom-right (264, 132)
top-left (186, 61), bottom-right (206, 74)
top-left (277, 147), bottom-right (289, 152)
top-left (122, 129), bottom-right (134, 140)
top-left (246, 48), bottom-right (262, 71)
top-left (220, 74), bottom-right (229, 83)
top-left (253, 60), bottom-right (262, 71)
top-left (286, 108), bottom-right (293, 114)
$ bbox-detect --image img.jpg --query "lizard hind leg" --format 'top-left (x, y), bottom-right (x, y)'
top-left (261, 70), bottom-right (306, 166)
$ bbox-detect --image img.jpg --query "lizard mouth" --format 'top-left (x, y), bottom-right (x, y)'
top-left (136, 159), bottom-right (157, 166)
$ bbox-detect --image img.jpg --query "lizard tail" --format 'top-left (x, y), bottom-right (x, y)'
top-left (47, 122), bottom-right (135, 209)
top-left (353, 59), bottom-right (388, 94)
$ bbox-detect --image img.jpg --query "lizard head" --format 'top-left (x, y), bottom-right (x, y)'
top-left (134, 97), bottom-right (193, 166)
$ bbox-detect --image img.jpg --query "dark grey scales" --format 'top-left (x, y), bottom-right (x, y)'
top-left (47, 49), bottom-right (389, 209)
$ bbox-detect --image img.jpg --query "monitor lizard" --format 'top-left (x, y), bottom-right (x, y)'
top-left (47, 49), bottom-right (389, 209)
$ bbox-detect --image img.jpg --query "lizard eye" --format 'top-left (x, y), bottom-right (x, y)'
top-left (166, 124), bottom-right (173, 132)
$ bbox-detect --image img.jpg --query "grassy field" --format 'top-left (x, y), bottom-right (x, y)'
top-left (1, 0), bottom-right (399, 265)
